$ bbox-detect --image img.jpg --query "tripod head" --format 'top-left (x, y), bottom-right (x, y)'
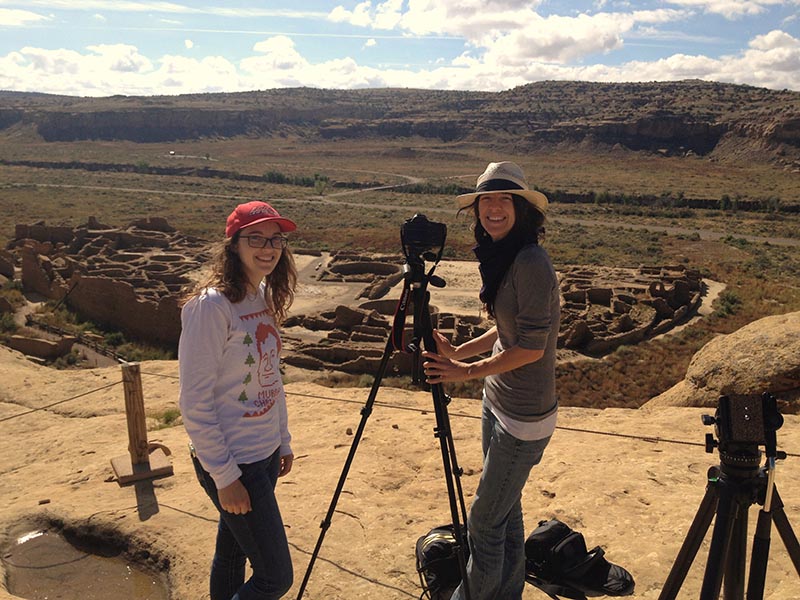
top-left (401, 213), bottom-right (447, 266)
top-left (392, 214), bottom-right (448, 359)
top-left (702, 392), bottom-right (785, 472)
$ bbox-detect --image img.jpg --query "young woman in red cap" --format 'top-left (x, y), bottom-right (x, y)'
top-left (179, 200), bottom-right (298, 600)
top-left (423, 162), bottom-right (561, 600)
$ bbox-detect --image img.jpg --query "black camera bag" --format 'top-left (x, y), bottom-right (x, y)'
top-left (415, 524), bottom-right (469, 600)
top-left (525, 519), bottom-right (635, 598)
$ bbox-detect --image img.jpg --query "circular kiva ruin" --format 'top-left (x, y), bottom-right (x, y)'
top-left (283, 258), bottom-right (703, 374)
top-left (3, 219), bottom-right (704, 371)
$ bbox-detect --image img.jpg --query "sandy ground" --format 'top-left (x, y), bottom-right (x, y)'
top-left (290, 252), bottom-right (484, 318)
top-left (4, 258), bottom-right (799, 600)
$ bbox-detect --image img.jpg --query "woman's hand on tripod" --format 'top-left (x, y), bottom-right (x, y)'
top-left (422, 351), bottom-right (473, 383)
top-left (430, 330), bottom-right (457, 358)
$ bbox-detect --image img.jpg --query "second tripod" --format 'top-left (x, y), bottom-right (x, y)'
top-left (296, 214), bottom-right (471, 600)
top-left (658, 393), bottom-right (800, 600)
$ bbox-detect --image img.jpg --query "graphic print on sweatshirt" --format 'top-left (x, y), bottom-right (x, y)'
top-left (238, 310), bottom-right (283, 419)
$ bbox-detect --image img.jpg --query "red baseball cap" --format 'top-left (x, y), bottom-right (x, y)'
top-left (225, 201), bottom-right (297, 238)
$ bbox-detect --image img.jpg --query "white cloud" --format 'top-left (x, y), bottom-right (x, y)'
top-left (1, 1), bottom-right (328, 19)
top-left (329, 2), bottom-right (374, 27)
top-left (8, 1), bottom-right (197, 15)
top-left (0, 7), bottom-right (50, 26)
top-left (2, 28), bottom-right (799, 96)
top-left (0, 40), bottom-right (255, 96)
top-left (85, 43), bottom-right (152, 73)
top-left (327, 2), bottom-right (689, 66)
top-left (373, 0), bottom-right (403, 29)
top-left (91, 13), bottom-right (106, 22)
top-left (247, 35), bottom-right (307, 71)
top-left (663, 0), bottom-right (793, 19)
top-left (0, 1), bottom-right (798, 95)
top-left (154, 54), bottom-right (240, 92)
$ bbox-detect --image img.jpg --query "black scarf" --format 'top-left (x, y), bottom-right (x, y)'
top-left (474, 228), bottom-right (537, 317)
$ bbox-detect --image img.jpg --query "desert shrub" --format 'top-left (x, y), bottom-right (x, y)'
top-left (722, 235), bottom-right (751, 250)
top-left (0, 280), bottom-right (25, 307)
top-left (114, 342), bottom-right (174, 362)
top-left (314, 177), bottom-right (328, 195)
top-left (152, 407), bottom-right (182, 429)
top-left (0, 312), bottom-right (18, 333)
top-left (263, 170), bottom-right (329, 188)
top-left (104, 331), bottom-right (126, 347)
top-left (400, 182), bottom-right (472, 195)
top-left (715, 290), bottom-right (742, 317)
top-left (36, 305), bottom-right (87, 331)
top-left (52, 349), bottom-right (83, 369)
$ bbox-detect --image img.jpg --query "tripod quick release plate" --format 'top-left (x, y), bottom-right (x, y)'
top-left (716, 395), bottom-right (767, 446)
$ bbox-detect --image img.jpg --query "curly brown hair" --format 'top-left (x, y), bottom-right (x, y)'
top-left (182, 233), bottom-right (297, 323)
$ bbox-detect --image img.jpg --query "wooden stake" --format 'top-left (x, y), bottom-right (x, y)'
top-left (111, 362), bottom-right (173, 485)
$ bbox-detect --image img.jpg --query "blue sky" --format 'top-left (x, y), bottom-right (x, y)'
top-left (1, 0), bottom-right (798, 96)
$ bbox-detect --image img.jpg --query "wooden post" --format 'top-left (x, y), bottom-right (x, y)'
top-left (122, 363), bottom-right (149, 464)
top-left (111, 362), bottom-right (173, 485)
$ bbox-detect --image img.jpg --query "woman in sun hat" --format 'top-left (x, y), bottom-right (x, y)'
top-left (423, 162), bottom-right (560, 600)
top-left (179, 200), bottom-right (298, 600)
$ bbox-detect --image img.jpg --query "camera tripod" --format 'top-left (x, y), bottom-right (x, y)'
top-left (659, 394), bottom-right (800, 600)
top-left (296, 252), bottom-right (471, 600)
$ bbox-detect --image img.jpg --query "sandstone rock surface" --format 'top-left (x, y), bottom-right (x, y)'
top-left (646, 311), bottom-right (800, 410)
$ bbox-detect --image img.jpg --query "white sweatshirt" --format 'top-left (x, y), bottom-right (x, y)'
top-left (178, 285), bottom-right (291, 489)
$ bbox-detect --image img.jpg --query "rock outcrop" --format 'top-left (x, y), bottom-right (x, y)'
top-left (645, 311), bottom-right (800, 413)
top-left (1, 81), bottom-right (797, 162)
top-left (6, 335), bottom-right (77, 360)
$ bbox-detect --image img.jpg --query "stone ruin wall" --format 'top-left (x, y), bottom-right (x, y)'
top-left (9, 217), bottom-right (210, 348)
top-left (6, 220), bottom-right (704, 369)
top-left (284, 259), bottom-right (704, 376)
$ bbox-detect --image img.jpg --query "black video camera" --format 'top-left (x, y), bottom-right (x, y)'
top-left (401, 214), bottom-right (447, 263)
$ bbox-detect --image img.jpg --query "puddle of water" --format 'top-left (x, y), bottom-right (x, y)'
top-left (3, 530), bottom-right (169, 600)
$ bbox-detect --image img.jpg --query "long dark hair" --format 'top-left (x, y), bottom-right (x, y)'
top-left (460, 194), bottom-right (546, 317)
top-left (182, 232), bottom-right (297, 324)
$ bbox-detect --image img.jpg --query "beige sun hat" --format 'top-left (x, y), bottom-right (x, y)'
top-left (456, 161), bottom-right (548, 213)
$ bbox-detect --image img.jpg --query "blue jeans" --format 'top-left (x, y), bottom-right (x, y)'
top-left (451, 401), bottom-right (551, 600)
top-left (193, 450), bottom-right (293, 600)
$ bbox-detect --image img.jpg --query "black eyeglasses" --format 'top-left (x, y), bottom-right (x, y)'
top-left (240, 234), bottom-right (289, 249)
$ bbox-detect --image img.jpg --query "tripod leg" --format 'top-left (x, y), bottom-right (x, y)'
top-left (746, 507), bottom-right (772, 600)
top-left (295, 337), bottom-right (396, 600)
top-left (430, 390), bottom-right (471, 600)
top-left (437, 393), bottom-right (469, 523)
top-left (658, 482), bottom-right (718, 600)
top-left (769, 488), bottom-right (800, 577)
top-left (417, 290), bottom-right (471, 600)
top-left (724, 502), bottom-right (747, 600)
top-left (701, 484), bottom-right (739, 600)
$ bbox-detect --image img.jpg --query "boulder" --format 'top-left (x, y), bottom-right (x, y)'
top-left (7, 335), bottom-right (77, 359)
top-left (645, 311), bottom-right (800, 411)
top-left (0, 250), bottom-right (14, 278)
